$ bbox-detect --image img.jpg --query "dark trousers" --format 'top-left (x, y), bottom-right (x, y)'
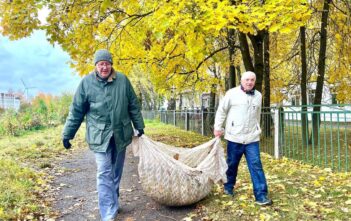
top-left (224, 141), bottom-right (268, 201)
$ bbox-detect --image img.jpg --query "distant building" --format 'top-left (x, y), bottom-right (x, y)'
top-left (285, 83), bottom-right (339, 106)
top-left (171, 91), bottom-right (212, 111)
top-left (0, 93), bottom-right (21, 111)
top-left (272, 83), bottom-right (351, 122)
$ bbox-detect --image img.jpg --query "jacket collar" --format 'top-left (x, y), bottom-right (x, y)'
top-left (95, 68), bottom-right (117, 83)
top-left (240, 84), bottom-right (255, 95)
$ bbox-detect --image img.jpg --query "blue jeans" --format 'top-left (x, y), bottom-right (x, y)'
top-left (94, 137), bottom-right (126, 221)
top-left (224, 141), bottom-right (268, 201)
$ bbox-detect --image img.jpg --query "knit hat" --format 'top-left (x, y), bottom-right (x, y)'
top-left (94, 49), bottom-right (113, 65)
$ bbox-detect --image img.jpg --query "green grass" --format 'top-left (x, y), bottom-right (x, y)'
top-left (0, 159), bottom-right (41, 219)
top-left (260, 123), bottom-right (351, 172)
top-left (144, 119), bottom-right (212, 147)
top-left (0, 124), bottom-right (86, 220)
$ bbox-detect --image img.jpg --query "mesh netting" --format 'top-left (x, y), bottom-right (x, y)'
top-left (131, 136), bottom-right (227, 206)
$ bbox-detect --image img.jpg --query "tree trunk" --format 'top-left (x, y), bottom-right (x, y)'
top-left (311, 0), bottom-right (331, 144)
top-left (300, 26), bottom-right (309, 147)
top-left (238, 32), bottom-right (254, 72)
top-left (228, 28), bottom-right (236, 89)
top-left (263, 31), bottom-right (272, 137)
top-left (178, 94), bottom-right (183, 110)
top-left (248, 31), bottom-right (265, 93)
top-left (263, 31), bottom-right (270, 108)
top-left (209, 85), bottom-right (216, 113)
top-left (205, 84), bottom-right (217, 136)
top-left (167, 98), bottom-right (176, 110)
top-left (236, 66), bottom-right (241, 81)
top-left (138, 87), bottom-right (143, 110)
top-left (152, 94), bottom-right (157, 110)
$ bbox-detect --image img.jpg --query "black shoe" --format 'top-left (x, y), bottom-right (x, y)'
top-left (255, 197), bottom-right (273, 206)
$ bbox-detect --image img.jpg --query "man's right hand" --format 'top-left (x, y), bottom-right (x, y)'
top-left (213, 130), bottom-right (224, 137)
top-left (63, 139), bottom-right (72, 149)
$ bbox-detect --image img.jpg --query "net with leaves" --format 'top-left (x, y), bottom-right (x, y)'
top-left (131, 136), bottom-right (227, 206)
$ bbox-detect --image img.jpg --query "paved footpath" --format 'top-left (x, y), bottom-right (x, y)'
top-left (51, 147), bottom-right (195, 221)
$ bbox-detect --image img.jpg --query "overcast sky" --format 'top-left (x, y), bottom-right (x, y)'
top-left (0, 30), bottom-right (81, 97)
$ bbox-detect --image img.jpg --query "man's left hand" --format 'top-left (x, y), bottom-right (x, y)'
top-left (138, 129), bottom-right (144, 137)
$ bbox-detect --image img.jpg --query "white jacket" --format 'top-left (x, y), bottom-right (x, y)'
top-left (214, 86), bottom-right (262, 144)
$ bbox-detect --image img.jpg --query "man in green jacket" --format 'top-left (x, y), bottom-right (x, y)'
top-left (62, 49), bottom-right (145, 221)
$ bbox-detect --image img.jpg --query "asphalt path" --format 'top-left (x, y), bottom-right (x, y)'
top-left (51, 146), bottom-right (195, 221)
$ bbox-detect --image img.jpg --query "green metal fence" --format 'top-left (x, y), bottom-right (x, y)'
top-left (263, 104), bottom-right (351, 173)
top-left (142, 104), bottom-right (351, 172)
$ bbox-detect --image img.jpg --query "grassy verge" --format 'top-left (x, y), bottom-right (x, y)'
top-left (144, 119), bottom-right (212, 147)
top-left (144, 120), bottom-right (351, 221)
top-left (0, 125), bottom-right (85, 220)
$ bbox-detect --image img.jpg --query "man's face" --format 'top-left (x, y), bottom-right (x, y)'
top-left (96, 61), bottom-right (112, 78)
top-left (241, 75), bottom-right (256, 91)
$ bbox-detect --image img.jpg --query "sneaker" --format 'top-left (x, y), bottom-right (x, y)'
top-left (223, 189), bottom-right (234, 196)
top-left (255, 197), bottom-right (273, 206)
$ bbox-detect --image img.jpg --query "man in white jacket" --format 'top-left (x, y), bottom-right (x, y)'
top-left (214, 71), bottom-right (272, 206)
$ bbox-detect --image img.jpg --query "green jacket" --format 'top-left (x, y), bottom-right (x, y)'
top-left (62, 70), bottom-right (145, 152)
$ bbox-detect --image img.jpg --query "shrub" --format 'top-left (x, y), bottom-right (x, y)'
top-left (0, 110), bottom-right (21, 136)
top-left (0, 92), bottom-right (73, 136)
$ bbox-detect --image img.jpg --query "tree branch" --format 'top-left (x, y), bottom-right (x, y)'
top-left (177, 46), bottom-right (228, 75)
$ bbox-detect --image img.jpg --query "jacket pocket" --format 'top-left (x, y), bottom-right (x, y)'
top-left (86, 123), bottom-right (105, 145)
top-left (254, 123), bottom-right (262, 136)
top-left (228, 121), bottom-right (243, 135)
top-left (122, 119), bottom-right (133, 141)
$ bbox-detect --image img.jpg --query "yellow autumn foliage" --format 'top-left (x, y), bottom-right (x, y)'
top-left (1, 0), bottom-right (350, 102)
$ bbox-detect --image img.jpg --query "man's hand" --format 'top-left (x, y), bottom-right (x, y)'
top-left (137, 129), bottom-right (144, 137)
top-left (213, 129), bottom-right (224, 137)
top-left (63, 139), bottom-right (72, 149)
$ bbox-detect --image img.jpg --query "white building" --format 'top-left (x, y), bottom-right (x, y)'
top-left (0, 93), bottom-right (21, 111)
top-left (285, 83), bottom-right (339, 106)
top-left (278, 83), bottom-right (351, 122)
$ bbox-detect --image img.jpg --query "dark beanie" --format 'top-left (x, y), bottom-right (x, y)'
top-left (94, 49), bottom-right (113, 65)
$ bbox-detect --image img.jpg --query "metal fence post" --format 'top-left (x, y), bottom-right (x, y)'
top-left (201, 109), bottom-right (204, 135)
top-left (274, 108), bottom-right (280, 159)
top-left (186, 111), bottom-right (189, 131)
top-left (165, 110), bottom-right (168, 124)
top-left (173, 110), bottom-right (176, 126)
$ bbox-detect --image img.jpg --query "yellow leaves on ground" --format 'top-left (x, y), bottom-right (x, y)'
top-left (260, 213), bottom-right (273, 221)
top-left (197, 152), bottom-right (351, 221)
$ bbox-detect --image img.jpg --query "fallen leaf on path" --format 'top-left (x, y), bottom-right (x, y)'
top-left (173, 153), bottom-right (180, 160)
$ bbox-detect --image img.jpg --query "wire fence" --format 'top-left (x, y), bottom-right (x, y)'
top-left (142, 104), bottom-right (351, 172)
